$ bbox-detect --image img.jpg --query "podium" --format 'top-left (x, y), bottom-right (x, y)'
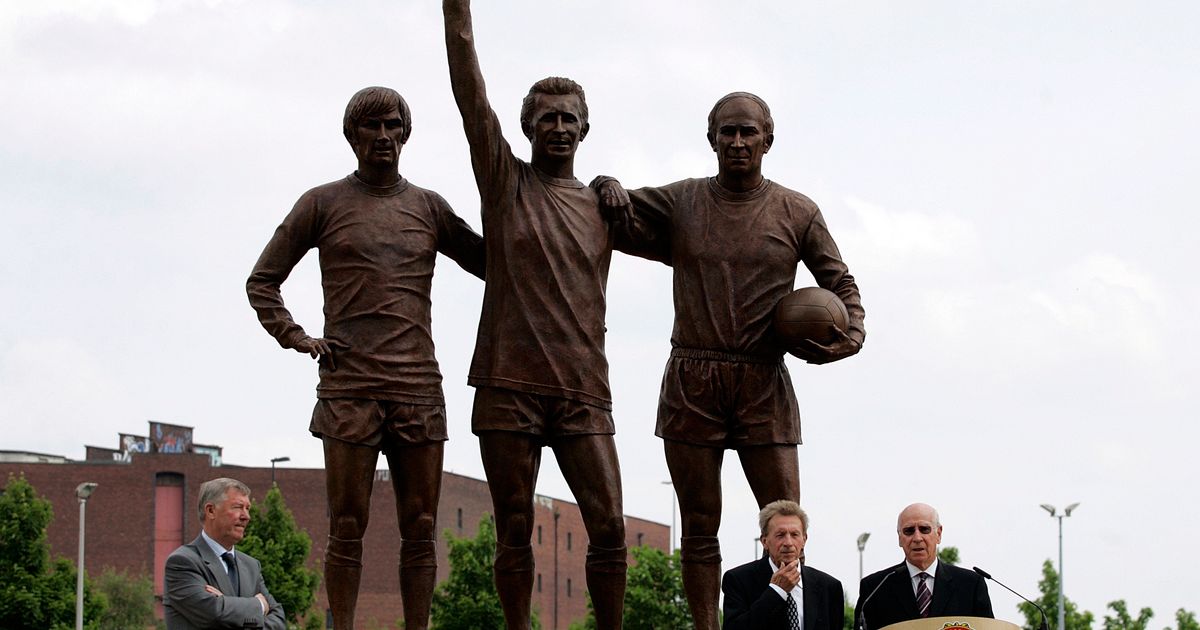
top-left (882, 617), bottom-right (1021, 630)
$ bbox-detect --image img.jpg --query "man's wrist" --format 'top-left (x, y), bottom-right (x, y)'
top-left (768, 583), bottom-right (787, 598)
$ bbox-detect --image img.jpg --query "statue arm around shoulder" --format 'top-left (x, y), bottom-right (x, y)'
top-left (589, 175), bottom-right (673, 265)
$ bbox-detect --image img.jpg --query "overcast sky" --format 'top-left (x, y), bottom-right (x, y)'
top-left (3, 0), bottom-right (1197, 620)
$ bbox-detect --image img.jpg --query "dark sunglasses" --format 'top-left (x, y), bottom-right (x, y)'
top-left (901, 525), bottom-right (934, 536)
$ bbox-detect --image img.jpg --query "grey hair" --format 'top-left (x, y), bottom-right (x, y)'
top-left (758, 500), bottom-right (809, 538)
top-left (197, 477), bottom-right (251, 522)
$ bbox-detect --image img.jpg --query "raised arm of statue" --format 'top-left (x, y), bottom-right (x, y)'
top-left (442, 0), bottom-right (513, 206)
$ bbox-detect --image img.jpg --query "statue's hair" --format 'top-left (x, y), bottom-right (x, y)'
top-left (197, 477), bottom-right (251, 522)
top-left (707, 91), bottom-right (774, 145)
top-left (519, 76), bottom-right (589, 139)
top-left (343, 86), bottom-right (412, 144)
top-left (758, 500), bottom-right (808, 538)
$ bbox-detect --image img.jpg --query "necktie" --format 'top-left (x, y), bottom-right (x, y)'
top-left (222, 551), bottom-right (240, 595)
top-left (786, 592), bottom-right (801, 630)
top-left (916, 572), bottom-right (931, 618)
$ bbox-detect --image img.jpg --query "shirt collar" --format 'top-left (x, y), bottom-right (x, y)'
top-left (906, 557), bottom-right (938, 579)
top-left (201, 530), bottom-right (233, 558)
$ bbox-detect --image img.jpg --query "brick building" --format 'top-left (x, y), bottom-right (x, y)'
top-left (0, 423), bottom-right (669, 629)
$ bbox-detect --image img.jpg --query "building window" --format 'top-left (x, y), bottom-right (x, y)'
top-left (567, 532), bottom-right (572, 550)
top-left (637, 532), bottom-right (644, 546)
top-left (537, 525), bottom-right (542, 544)
top-left (537, 573), bottom-right (542, 592)
top-left (567, 578), bottom-right (572, 598)
top-left (457, 508), bottom-right (462, 530)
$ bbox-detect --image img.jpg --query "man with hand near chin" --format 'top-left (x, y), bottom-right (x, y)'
top-left (163, 478), bottom-right (285, 630)
top-left (855, 503), bottom-right (993, 630)
top-left (723, 500), bottom-right (844, 630)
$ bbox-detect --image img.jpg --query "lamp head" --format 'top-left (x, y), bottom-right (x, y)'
top-left (856, 532), bottom-right (870, 551)
top-left (1039, 504), bottom-right (1056, 517)
top-left (1064, 502), bottom-right (1080, 516)
top-left (75, 482), bottom-right (98, 501)
top-left (270, 456), bottom-right (290, 464)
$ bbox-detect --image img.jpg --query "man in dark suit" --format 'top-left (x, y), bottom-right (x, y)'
top-left (855, 503), bottom-right (992, 630)
top-left (723, 500), bottom-right (844, 630)
top-left (163, 478), bottom-right (286, 630)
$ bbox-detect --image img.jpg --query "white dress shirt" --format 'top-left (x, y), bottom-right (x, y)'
top-left (905, 558), bottom-right (939, 598)
top-left (767, 556), bottom-right (804, 628)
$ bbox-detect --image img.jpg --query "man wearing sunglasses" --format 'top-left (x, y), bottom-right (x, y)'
top-left (854, 503), bottom-right (992, 630)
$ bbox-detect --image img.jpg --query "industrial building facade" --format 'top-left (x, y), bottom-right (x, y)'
top-left (0, 423), bottom-right (669, 629)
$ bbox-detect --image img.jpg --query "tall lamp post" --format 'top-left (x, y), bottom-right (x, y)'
top-left (1040, 502), bottom-right (1080, 630)
top-left (661, 481), bottom-right (676, 553)
top-left (856, 532), bottom-right (871, 583)
top-left (75, 482), bottom-right (98, 630)
top-left (270, 456), bottom-right (290, 485)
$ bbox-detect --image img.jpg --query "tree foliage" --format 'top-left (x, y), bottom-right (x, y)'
top-left (92, 567), bottom-right (157, 630)
top-left (0, 474), bottom-right (103, 630)
top-left (1018, 560), bottom-right (1095, 630)
top-left (938, 546), bottom-right (961, 566)
top-left (1104, 600), bottom-right (1154, 630)
top-left (431, 514), bottom-right (541, 630)
top-left (569, 545), bottom-right (690, 630)
top-left (238, 484), bottom-right (321, 628)
top-left (1168, 609), bottom-right (1199, 630)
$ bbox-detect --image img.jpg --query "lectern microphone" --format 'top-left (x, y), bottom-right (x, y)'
top-left (857, 570), bottom-right (894, 630)
top-left (972, 566), bottom-right (1049, 630)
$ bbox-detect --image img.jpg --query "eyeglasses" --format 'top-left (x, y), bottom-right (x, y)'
top-left (900, 525), bottom-right (935, 536)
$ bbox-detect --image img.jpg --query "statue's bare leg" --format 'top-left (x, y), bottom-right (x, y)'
top-left (553, 434), bottom-right (627, 630)
top-left (384, 441), bottom-right (444, 630)
top-left (323, 436), bottom-right (380, 630)
top-left (479, 431), bottom-right (541, 629)
top-left (664, 440), bottom-right (724, 630)
top-left (736, 444), bottom-right (800, 507)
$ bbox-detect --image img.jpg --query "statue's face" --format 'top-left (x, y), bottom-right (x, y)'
top-left (528, 92), bottom-right (588, 164)
top-left (710, 97), bottom-right (773, 178)
top-left (349, 106), bottom-right (406, 169)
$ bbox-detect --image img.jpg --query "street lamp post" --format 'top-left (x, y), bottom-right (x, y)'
top-left (661, 481), bottom-right (676, 554)
top-left (270, 456), bottom-right (290, 485)
top-left (856, 532), bottom-right (871, 583)
top-left (1040, 502), bottom-right (1080, 630)
top-left (75, 482), bottom-right (98, 630)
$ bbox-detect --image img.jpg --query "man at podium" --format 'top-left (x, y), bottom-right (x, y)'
top-left (855, 503), bottom-right (992, 630)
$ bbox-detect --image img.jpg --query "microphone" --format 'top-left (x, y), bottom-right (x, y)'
top-left (857, 570), bottom-right (894, 630)
top-left (972, 566), bottom-right (1049, 630)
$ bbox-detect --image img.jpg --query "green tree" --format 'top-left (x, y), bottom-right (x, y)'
top-left (1018, 560), bottom-right (1095, 630)
top-left (431, 514), bottom-right (541, 630)
top-left (238, 484), bottom-right (321, 629)
top-left (938, 546), bottom-right (960, 566)
top-left (1104, 600), bottom-right (1153, 630)
top-left (1168, 609), bottom-right (1199, 630)
top-left (570, 545), bottom-right (690, 630)
top-left (93, 567), bottom-right (157, 630)
top-left (0, 474), bottom-right (103, 630)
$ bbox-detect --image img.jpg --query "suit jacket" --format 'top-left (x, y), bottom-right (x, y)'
top-left (163, 535), bottom-right (287, 630)
top-left (723, 557), bottom-right (845, 630)
top-left (854, 562), bottom-right (993, 630)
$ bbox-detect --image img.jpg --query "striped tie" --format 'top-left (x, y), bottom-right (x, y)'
top-left (916, 572), bottom-right (931, 618)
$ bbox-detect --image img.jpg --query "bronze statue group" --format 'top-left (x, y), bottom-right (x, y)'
top-left (202, 2), bottom-right (995, 629)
